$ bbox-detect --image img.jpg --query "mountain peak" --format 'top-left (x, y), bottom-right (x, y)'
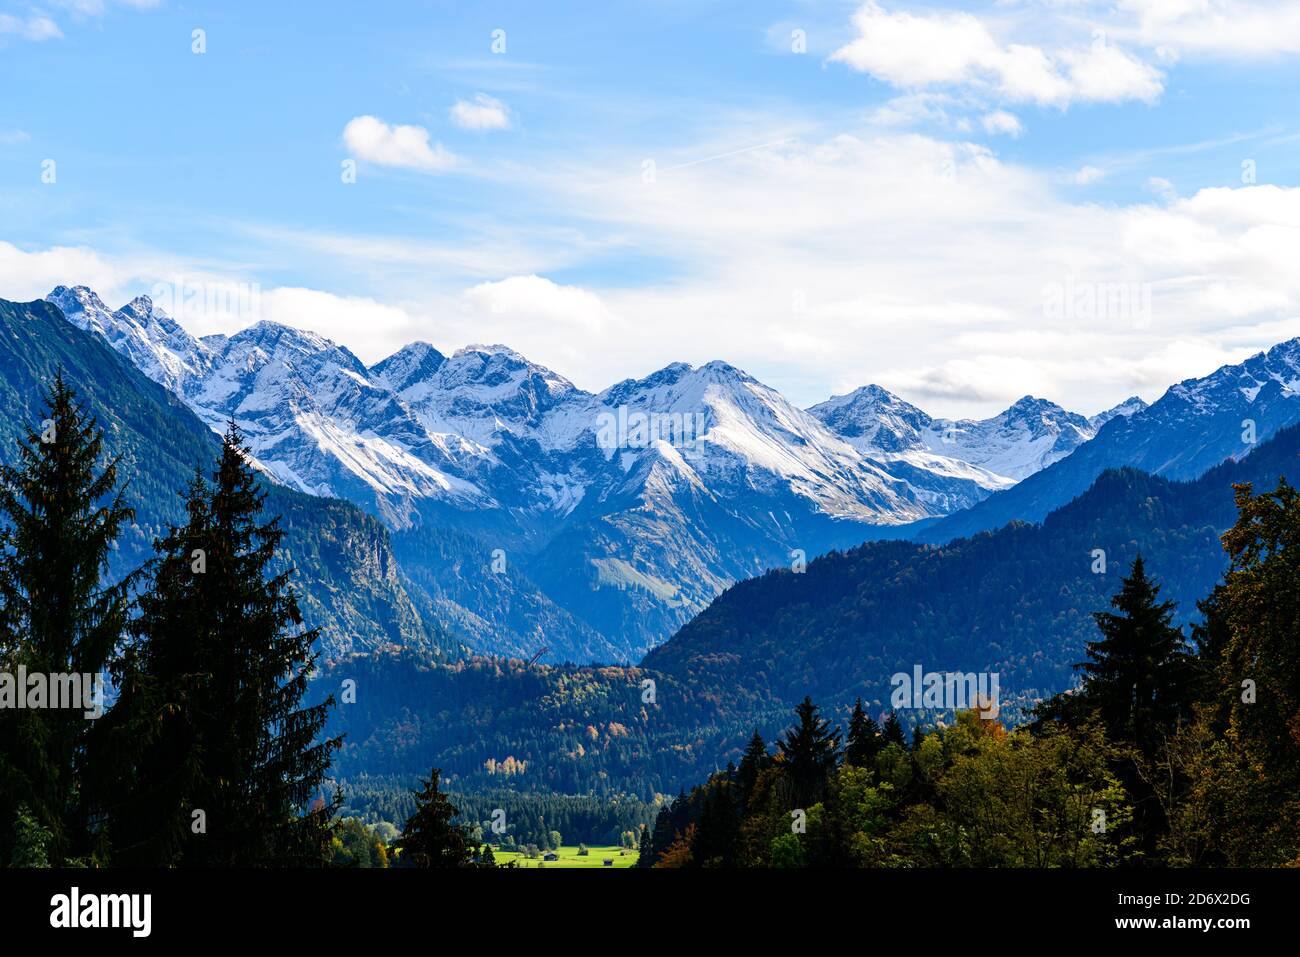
top-left (1006, 394), bottom-right (1063, 414)
top-left (232, 320), bottom-right (341, 356)
top-left (808, 383), bottom-right (931, 452)
top-left (48, 284), bottom-right (112, 318)
top-left (370, 341), bottom-right (447, 393)
top-left (45, 285), bottom-right (213, 393)
top-left (697, 358), bottom-right (751, 379)
top-left (454, 343), bottom-right (525, 360)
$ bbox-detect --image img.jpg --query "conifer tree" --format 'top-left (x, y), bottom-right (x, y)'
top-left (0, 373), bottom-right (133, 865)
top-left (1077, 555), bottom-right (1194, 757)
top-left (106, 425), bottom-right (340, 866)
top-left (394, 767), bottom-right (478, 867)
top-left (637, 823), bottom-right (654, 867)
top-left (691, 777), bottom-right (739, 867)
top-left (1217, 480), bottom-right (1300, 806)
top-left (777, 697), bottom-right (842, 806)
top-left (94, 469), bottom-right (212, 865)
top-left (881, 711), bottom-right (907, 748)
top-left (647, 805), bottom-right (675, 866)
top-left (844, 698), bottom-right (882, 769)
top-left (736, 729), bottom-right (770, 809)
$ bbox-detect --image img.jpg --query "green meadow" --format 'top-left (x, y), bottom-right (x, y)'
top-left (494, 845), bottom-right (637, 869)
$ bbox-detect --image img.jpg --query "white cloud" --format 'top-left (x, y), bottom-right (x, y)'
top-left (450, 94), bottom-right (511, 131)
top-left (1118, 0), bottom-right (1300, 57)
top-left (51, 0), bottom-right (161, 14)
top-left (1073, 165), bottom-right (1105, 184)
top-left (0, 13), bottom-right (63, 41)
top-left (255, 288), bottom-right (422, 361)
top-left (830, 2), bottom-right (1163, 107)
top-left (0, 129), bottom-right (31, 144)
top-left (1147, 176), bottom-right (1177, 201)
top-left (0, 241), bottom-right (136, 301)
top-left (11, 125), bottom-right (1300, 418)
top-left (460, 275), bottom-right (609, 331)
top-left (1058, 40), bottom-right (1163, 103)
top-left (342, 116), bottom-right (458, 172)
top-left (504, 127), bottom-right (1300, 414)
top-left (981, 110), bottom-right (1023, 137)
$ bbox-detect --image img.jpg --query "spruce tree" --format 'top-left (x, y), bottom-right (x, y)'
top-left (1077, 555), bottom-right (1194, 757)
top-left (777, 697), bottom-right (842, 806)
top-left (690, 777), bottom-right (739, 867)
top-left (95, 469), bottom-right (215, 865)
top-left (736, 729), bottom-right (770, 809)
top-left (881, 711), bottom-right (907, 748)
top-left (0, 373), bottom-right (133, 865)
top-left (845, 698), bottom-right (882, 768)
top-left (394, 767), bottom-right (477, 867)
top-left (637, 822), bottom-right (654, 867)
top-left (107, 426), bottom-right (340, 866)
top-left (647, 806), bottom-right (675, 866)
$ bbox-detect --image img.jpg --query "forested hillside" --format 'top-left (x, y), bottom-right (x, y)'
top-left (644, 423), bottom-right (1300, 717)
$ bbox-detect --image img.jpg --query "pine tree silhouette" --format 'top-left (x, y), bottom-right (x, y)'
top-left (395, 767), bottom-right (478, 867)
top-left (0, 372), bottom-right (133, 865)
top-left (777, 697), bottom-right (842, 807)
top-left (104, 424), bottom-right (340, 866)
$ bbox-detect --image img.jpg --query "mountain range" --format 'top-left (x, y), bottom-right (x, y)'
top-left (12, 283), bottom-right (1300, 799)
top-left (0, 296), bottom-right (456, 665)
top-left (918, 337), bottom-right (1300, 543)
top-left (43, 284), bottom-right (1160, 658)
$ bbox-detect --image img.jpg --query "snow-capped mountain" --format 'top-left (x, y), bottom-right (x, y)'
top-left (188, 321), bottom-right (493, 528)
top-left (523, 361), bottom-right (934, 648)
top-left (41, 282), bottom-right (1242, 660)
top-left (928, 396), bottom-right (1100, 482)
top-left (920, 338), bottom-right (1300, 543)
top-left (48, 285), bottom-right (214, 392)
top-left (1089, 396), bottom-right (1148, 430)
top-left (807, 386), bottom-right (1143, 512)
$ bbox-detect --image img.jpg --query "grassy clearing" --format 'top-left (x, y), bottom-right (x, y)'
top-left (494, 844), bottom-right (637, 869)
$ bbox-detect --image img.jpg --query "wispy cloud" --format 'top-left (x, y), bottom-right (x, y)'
top-left (450, 94), bottom-right (511, 131)
top-left (0, 12), bottom-right (63, 41)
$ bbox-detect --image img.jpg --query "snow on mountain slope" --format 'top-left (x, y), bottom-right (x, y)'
top-left (807, 385), bottom-right (1126, 510)
top-left (1089, 396), bottom-right (1148, 430)
top-left (595, 360), bottom-right (926, 522)
top-left (186, 321), bottom-right (492, 525)
top-left (48, 285), bottom-right (215, 393)
top-left (919, 339), bottom-right (1300, 544)
top-left (372, 342), bottom-right (582, 448)
top-left (924, 396), bottom-right (1097, 482)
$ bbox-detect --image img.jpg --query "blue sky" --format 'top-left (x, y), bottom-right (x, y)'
top-left (3, 0), bottom-right (1300, 416)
